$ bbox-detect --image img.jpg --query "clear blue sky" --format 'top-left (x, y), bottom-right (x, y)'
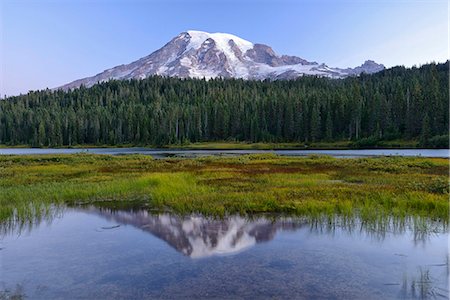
top-left (1, 0), bottom-right (448, 96)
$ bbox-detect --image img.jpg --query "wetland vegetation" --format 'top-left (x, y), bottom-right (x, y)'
top-left (1, 154), bottom-right (448, 232)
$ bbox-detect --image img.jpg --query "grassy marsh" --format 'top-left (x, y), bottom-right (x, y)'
top-left (0, 154), bottom-right (448, 229)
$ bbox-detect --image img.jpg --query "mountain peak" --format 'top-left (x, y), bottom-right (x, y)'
top-left (343, 60), bottom-right (385, 75)
top-left (57, 31), bottom-right (385, 90)
top-left (362, 60), bottom-right (384, 67)
top-left (183, 30), bottom-right (254, 58)
top-left (186, 30), bottom-right (253, 46)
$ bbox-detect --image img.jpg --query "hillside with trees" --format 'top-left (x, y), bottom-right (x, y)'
top-left (0, 61), bottom-right (448, 148)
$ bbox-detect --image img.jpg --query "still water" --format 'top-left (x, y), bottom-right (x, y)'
top-left (1, 208), bottom-right (448, 299)
top-left (0, 147), bottom-right (448, 158)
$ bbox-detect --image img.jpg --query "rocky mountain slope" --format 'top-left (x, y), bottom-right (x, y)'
top-left (59, 30), bottom-right (385, 90)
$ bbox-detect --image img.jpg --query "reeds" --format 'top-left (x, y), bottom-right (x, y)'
top-left (0, 154), bottom-right (448, 230)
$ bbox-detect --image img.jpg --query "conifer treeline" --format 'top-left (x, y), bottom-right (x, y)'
top-left (0, 62), bottom-right (448, 147)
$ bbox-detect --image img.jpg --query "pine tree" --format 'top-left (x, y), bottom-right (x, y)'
top-left (420, 114), bottom-right (431, 147)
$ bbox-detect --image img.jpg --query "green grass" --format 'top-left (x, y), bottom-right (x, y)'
top-left (0, 154), bottom-right (448, 229)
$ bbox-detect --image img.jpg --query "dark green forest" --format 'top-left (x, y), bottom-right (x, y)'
top-left (0, 62), bottom-right (448, 148)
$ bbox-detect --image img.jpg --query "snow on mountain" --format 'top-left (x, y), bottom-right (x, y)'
top-left (58, 30), bottom-right (385, 90)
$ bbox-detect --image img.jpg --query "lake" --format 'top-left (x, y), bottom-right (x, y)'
top-left (1, 207), bottom-right (448, 299)
top-left (0, 147), bottom-right (448, 158)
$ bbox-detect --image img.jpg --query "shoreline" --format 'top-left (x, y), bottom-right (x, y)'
top-left (1, 139), bottom-right (446, 151)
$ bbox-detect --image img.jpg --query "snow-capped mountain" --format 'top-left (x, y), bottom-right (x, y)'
top-left (59, 30), bottom-right (385, 90)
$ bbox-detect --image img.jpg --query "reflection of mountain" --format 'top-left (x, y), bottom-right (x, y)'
top-left (87, 208), bottom-right (305, 258)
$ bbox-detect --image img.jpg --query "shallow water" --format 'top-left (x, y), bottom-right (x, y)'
top-left (0, 147), bottom-right (448, 158)
top-left (1, 208), bottom-right (448, 299)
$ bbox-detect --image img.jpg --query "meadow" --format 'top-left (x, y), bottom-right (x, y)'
top-left (0, 154), bottom-right (448, 231)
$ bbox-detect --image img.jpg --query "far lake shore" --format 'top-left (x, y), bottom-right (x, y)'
top-left (0, 139), bottom-right (441, 150)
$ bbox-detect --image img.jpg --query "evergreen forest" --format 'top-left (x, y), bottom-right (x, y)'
top-left (0, 61), bottom-right (448, 148)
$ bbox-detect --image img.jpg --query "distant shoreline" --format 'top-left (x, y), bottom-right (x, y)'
top-left (1, 139), bottom-right (445, 150)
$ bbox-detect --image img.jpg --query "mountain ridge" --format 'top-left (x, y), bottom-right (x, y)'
top-left (58, 30), bottom-right (385, 90)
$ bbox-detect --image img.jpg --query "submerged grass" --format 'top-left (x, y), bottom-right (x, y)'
top-left (0, 153), bottom-right (448, 228)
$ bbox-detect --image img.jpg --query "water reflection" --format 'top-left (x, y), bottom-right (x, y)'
top-left (2, 205), bottom-right (446, 247)
top-left (0, 284), bottom-right (26, 300)
top-left (86, 208), bottom-right (306, 258)
top-left (399, 265), bottom-right (450, 299)
top-left (1, 207), bottom-right (448, 299)
top-left (0, 204), bottom-right (66, 237)
top-left (0, 147), bottom-right (449, 158)
top-left (83, 207), bottom-right (447, 258)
